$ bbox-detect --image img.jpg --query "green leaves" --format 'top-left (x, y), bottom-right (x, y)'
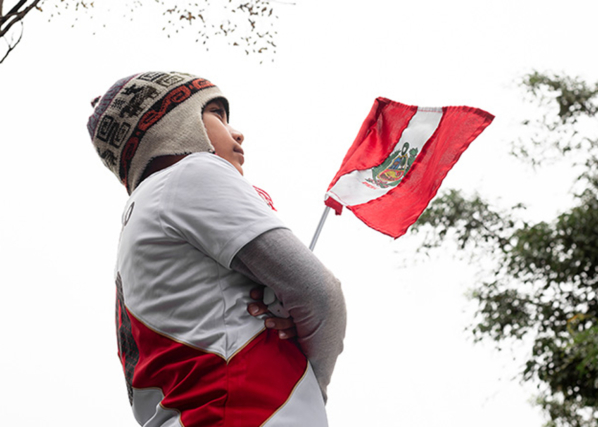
top-left (525, 72), bottom-right (598, 124)
top-left (412, 189), bottom-right (514, 252)
top-left (513, 71), bottom-right (598, 168)
top-left (410, 72), bottom-right (598, 426)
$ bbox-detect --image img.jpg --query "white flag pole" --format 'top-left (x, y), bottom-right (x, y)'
top-left (309, 206), bottom-right (331, 251)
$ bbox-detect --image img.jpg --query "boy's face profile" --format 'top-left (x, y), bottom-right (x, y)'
top-left (203, 99), bottom-right (245, 175)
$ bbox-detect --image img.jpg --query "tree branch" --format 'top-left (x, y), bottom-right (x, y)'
top-left (0, 0), bottom-right (40, 38)
top-left (0, 0), bottom-right (25, 25)
top-left (8, 0), bottom-right (27, 15)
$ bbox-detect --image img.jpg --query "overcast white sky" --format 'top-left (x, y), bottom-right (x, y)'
top-left (1, 0), bottom-right (597, 425)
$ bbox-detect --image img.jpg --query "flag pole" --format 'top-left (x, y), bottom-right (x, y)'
top-left (309, 206), bottom-right (331, 251)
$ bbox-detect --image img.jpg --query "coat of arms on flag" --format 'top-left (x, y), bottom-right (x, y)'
top-left (322, 97), bottom-right (494, 240)
top-left (365, 142), bottom-right (419, 189)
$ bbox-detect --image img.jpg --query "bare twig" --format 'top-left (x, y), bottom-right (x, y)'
top-left (0, 21), bottom-right (23, 64)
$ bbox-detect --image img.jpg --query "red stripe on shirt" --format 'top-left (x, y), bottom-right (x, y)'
top-left (128, 310), bottom-right (307, 426)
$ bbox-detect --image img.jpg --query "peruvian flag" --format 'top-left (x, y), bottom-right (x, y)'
top-left (325, 97), bottom-right (494, 238)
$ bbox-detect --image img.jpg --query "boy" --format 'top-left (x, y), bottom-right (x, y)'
top-left (87, 71), bottom-right (346, 427)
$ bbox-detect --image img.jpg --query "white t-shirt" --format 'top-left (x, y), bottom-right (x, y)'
top-left (115, 153), bottom-right (327, 427)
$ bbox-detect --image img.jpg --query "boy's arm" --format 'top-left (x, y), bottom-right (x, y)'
top-left (230, 228), bottom-right (346, 401)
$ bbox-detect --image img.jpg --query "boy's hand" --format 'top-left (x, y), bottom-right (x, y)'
top-left (247, 287), bottom-right (297, 340)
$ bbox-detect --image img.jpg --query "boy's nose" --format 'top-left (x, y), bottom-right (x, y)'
top-left (230, 126), bottom-right (244, 145)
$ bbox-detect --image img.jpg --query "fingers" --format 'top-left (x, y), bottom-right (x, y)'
top-left (265, 318), bottom-right (297, 340)
top-left (277, 327), bottom-right (297, 340)
top-left (250, 287), bottom-right (264, 300)
top-left (247, 301), bottom-right (268, 317)
top-left (247, 287), bottom-right (296, 339)
top-left (265, 317), bottom-right (294, 330)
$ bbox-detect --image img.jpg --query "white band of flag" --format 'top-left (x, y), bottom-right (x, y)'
top-left (326, 107), bottom-right (443, 207)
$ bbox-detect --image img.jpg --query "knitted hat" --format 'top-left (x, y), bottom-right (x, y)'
top-left (87, 71), bottom-right (229, 193)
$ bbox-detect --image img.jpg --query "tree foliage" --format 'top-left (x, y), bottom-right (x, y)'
top-left (411, 72), bottom-right (598, 426)
top-left (1, 0), bottom-right (288, 64)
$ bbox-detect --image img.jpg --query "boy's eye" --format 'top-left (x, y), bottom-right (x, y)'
top-left (212, 109), bottom-right (226, 120)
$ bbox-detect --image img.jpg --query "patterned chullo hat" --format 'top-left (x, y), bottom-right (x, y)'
top-left (87, 71), bottom-right (229, 193)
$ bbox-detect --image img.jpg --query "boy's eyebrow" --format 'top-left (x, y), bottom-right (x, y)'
top-left (206, 100), bottom-right (225, 111)
top-left (204, 99), bottom-right (229, 123)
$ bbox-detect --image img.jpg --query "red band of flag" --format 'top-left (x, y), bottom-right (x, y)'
top-left (325, 97), bottom-right (494, 238)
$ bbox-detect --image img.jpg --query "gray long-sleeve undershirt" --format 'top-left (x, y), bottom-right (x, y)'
top-left (231, 228), bottom-right (347, 401)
